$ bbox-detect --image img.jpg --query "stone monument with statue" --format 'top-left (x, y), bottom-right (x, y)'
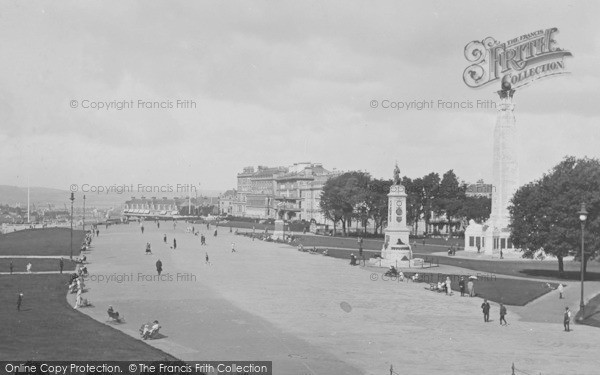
top-left (374, 165), bottom-right (422, 268)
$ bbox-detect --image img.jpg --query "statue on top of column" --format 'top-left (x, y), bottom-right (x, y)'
top-left (393, 164), bottom-right (401, 185)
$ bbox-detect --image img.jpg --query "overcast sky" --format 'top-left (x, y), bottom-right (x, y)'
top-left (1, 0), bottom-right (598, 197)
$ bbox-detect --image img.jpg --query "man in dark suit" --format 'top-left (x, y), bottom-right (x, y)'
top-left (481, 299), bottom-right (490, 322)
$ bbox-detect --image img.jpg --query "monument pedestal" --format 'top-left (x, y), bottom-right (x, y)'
top-left (272, 219), bottom-right (285, 240)
top-left (378, 181), bottom-right (418, 267)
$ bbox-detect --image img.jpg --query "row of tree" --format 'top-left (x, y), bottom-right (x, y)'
top-left (318, 156), bottom-right (598, 276)
top-left (319, 169), bottom-right (491, 236)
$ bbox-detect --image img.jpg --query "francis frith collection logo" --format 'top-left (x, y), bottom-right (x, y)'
top-left (463, 27), bottom-right (572, 89)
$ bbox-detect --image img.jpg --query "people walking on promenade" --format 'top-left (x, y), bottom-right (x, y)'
top-left (59, 258), bottom-right (64, 274)
top-left (173, 238), bottom-right (177, 249)
top-left (445, 276), bottom-right (451, 295)
top-left (500, 304), bottom-right (508, 325)
top-left (459, 276), bottom-right (466, 297)
top-left (9, 260), bottom-right (13, 275)
top-left (231, 242), bottom-right (236, 252)
top-left (17, 292), bottom-right (23, 311)
top-left (156, 259), bottom-right (163, 276)
top-left (164, 234), bottom-right (167, 244)
top-left (564, 307), bottom-right (571, 332)
top-left (205, 252), bottom-right (211, 265)
top-left (467, 278), bottom-right (475, 297)
top-left (558, 284), bottom-right (564, 299)
top-left (481, 299), bottom-right (490, 322)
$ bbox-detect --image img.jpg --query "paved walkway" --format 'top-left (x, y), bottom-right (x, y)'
top-left (0, 271), bottom-right (65, 275)
top-left (70, 224), bottom-right (600, 375)
top-left (0, 255), bottom-right (70, 259)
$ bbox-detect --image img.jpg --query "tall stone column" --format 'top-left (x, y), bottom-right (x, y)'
top-left (483, 82), bottom-right (519, 255)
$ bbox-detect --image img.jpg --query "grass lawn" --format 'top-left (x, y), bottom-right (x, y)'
top-left (378, 271), bottom-right (557, 306)
top-left (420, 256), bottom-right (600, 282)
top-left (0, 258), bottom-right (77, 273)
top-left (0, 228), bottom-right (179, 361)
top-left (291, 233), bottom-right (463, 251)
top-left (283, 234), bottom-right (600, 282)
top-left (0, 273), bottom-right (178, 360)
top-left (0, 228), bottom-right (86, 256)
top-left (578, 293), bottom-right (600, 328)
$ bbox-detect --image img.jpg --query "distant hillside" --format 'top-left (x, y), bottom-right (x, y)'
top-left (0, 185), bottom-right (223, 209)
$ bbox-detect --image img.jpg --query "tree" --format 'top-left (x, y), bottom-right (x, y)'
top-left (421, 172), bottom-right (440, 233)
top-left (509, 156), bottom-right (600, 276)
top-left (458, 196), bottom-right (491, 223)
top-left (404, 177), bottom-right (424, 234)
top-left (434, 170), bottom-right (465, 232)
top-left (366, 178), bottom-right (392, 235)
top-left (320, 171), bottom-right (371, 236)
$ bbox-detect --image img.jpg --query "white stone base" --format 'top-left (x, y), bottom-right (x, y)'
top-left (369, 257), bottom-right (425, 268)
top-left (272, 220), bottom-right (285, 240)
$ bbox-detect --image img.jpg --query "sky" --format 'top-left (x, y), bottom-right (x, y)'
top-left (1, 0), bottom-right (599, 199)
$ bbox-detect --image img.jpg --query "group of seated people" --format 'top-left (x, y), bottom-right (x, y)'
top-left (106, 306), bottom-right (161, 340)
top-left (428, 281), bottom-right (449, 293)
top-left (75, 254), bottom-right (87, 264)
top-left (296, 245), bottom-right (328, 256)
top-left (384, 266), bottom-right (404, 280)
top-left (68, 273), bottom-right (85, 294)
top-left (78, 265), bottom-right (88, 277)
top-left (140, 320), bottom-right (161, 340)
top-left (81, 233), bottom-right (93, 251)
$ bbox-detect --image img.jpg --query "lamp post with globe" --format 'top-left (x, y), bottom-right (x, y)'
top-left (577, 202), bottom-right (588, 321)
top-left (70, 192), bottom-right (75, 261)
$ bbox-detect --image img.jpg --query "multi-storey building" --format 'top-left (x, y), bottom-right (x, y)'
top-left (231, 162), bottom-right (339, 223)
top-left (124, 196), bottom-right (218, 218)
top-left (219, 189), bottom-right (245, 216)
top-left (466, 179), bottom-right (494, 199)
top-left (123, 196), bottom-right (180, 218)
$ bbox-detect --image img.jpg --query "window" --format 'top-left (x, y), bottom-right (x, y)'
top-left (507, 238), bottom-right (513, 248)
top-left (475, 237), bottom-right (480, 248)
top-left (501, 238), bottom-right (506, 249)
top-left (469, 236), bottom-right (474, 247)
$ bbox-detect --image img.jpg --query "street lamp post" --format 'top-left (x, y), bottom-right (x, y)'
top-left (83, 194), bottom-right (86, 232)
top-left (577, 202), bottom-right (588, 321)
top-left (70, 192), bottom-right (75, 260)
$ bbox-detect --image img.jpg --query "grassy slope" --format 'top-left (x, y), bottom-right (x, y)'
top-left (0, 229), bottom-right (178, 361)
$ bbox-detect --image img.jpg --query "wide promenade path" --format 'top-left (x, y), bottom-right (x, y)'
top-left (73, 223), bottom-right (599, 375)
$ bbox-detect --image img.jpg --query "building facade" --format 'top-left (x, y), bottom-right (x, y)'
top-left (466, 179), bottom-right (494, 199)
top-left (230, 162), bottom-right (339, 223)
